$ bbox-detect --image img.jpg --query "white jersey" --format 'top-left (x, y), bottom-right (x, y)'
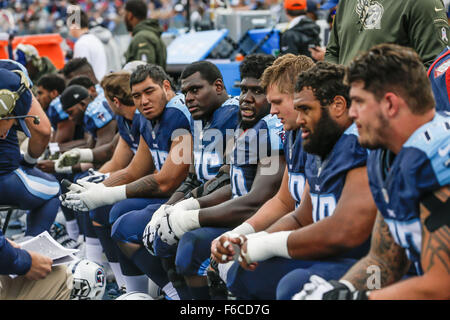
top-left (74, 33), bottom-right (107, 81)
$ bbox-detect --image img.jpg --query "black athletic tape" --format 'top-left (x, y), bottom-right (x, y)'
top-left (421, 192), bottom-right (450, 232)
top-left (61, 179), bottom-right (73, 189)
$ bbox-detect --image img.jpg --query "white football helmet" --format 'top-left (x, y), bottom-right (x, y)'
top-left (69, 259), bottom-right (106, 300)
top-left (115, 292), bottom-right (154, 300)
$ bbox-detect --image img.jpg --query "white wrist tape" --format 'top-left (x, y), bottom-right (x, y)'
top-left (23, 151), bottom-right (38, 164)
top-left (78, 148), bottom-right (94, 162)
top-left (231, 222), bottom-right (255, 236)
top-left (55, 165), bottom-right (72, 174)
top-left (245, 231), bottom-right (268, 240)
top-left (243, 231), bottom-right (292, 263)
top-left (109, 185), bottom-right (127, 204)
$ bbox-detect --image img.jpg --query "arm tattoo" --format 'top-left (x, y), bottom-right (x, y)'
top-left (125, 175), bottom-right (165, 198)
top-left (421, 187), bottom-right (450, 274)
top-left (103, 171), bottom-right (131, 187)
top-left (342, 212), bottom-right (410, 290)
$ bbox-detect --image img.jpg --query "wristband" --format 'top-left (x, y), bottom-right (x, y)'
top-left (23, 151), bottom-right (38, 165)
top-left (78, 148), bottom-right (94, 162)
top-left (230, 222), bottom-right (255, 236)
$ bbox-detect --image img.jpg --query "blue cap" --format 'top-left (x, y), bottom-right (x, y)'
top-left (320, 0), bottom-right (339, 10)
top-left (0, 68), bottom-right (32, 137)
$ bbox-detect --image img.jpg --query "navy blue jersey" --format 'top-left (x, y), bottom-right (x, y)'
top-left (0, 230), bottom-right (31, 275)
top-left (305, 123), bottom-right (369, 259)
top-left (428, 47), bottom-right (450, 112)
top-left (116, 109), bottom-right (141, 154)
top-left (83, 95), bottom-right (114, 139)
top-left (284, 129), bottom-right (307, 208)
top-left (367, 112), bottom-right (450, 275)
top-left (229, 114), bottom-right (285, 198)
top-left (139, 93), bottom-right (192, 171)
top-left (46, 96), bottom-right (85, 140)
top-left (46, 96), bottom-right (68, 130)
top-left (193, 97), bottom-right (239, 183)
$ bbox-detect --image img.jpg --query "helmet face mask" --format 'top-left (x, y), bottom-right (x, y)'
top-left (69, 259), bottom-right (106, 300)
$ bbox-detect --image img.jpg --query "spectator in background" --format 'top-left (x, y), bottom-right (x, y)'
top-left (123, 0), bottom-right (167, 69)
top-left (279, 0), bottom-right (321, 58)
top-left (14, 44), bottom-right (57, 86)
top-left (68, 7), bottom-right (107, 81)
top-left (308, 0), bottom-right (338, 61)
top-left (325, 0), bottom-right (449, 67)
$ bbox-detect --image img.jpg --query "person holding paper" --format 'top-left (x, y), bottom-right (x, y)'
top-left (0, 231), bottom-right (72, 300)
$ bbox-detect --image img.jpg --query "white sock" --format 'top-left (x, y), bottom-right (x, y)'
top-left (123, 275), bottom-right (149, 293)
top-left (218, 261), bottom-right (235, 283)
top-left (85, 237), bottom-right (104, 266)
top-left (109, 262), bottom-right (126, 289)
top-left (65, 219), bottom-right (79, 241)
top-left (163, 282), bottom-right (179, 300)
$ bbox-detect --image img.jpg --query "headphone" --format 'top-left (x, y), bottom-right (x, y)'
top-left (0, 69), bottom-right (40, 124)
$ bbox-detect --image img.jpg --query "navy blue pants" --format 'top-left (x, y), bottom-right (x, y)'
top-left (175, 227), bottom-right (229, 277)
top-left (227, 256), bottom-right (357, 300)
top-left (111, 199), bottom-right (167, 244)
top-left (0, 166), bottom-right (60, 236)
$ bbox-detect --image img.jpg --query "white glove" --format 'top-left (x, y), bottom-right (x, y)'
top-left (158, 208), bottom-right (200, 245)
top-left (292, 275), bottom-right (356, 300)
top-left (56, 148), bottom-right (94, 168)
top-left (172, 197), bottom-right (200, 211)
top-left (59, 181), bottom-right (87, 210)
top-left (142, 204), bottom-right (173, 254)
top-left (239, 231), bottom-right (292, 264)
top-left (62, 181), bottom-right (126, 211)
top-left (77, 169), bottom-right (110, 184)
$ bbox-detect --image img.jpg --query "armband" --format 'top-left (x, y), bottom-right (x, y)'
top-left (175, 173), bottom-right (202, 196)
top-left (201, 170), bottom-right (231, 197)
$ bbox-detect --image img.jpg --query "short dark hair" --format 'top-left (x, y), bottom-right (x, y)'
top-left (37, 73), bottom-right (66, 94)
top-left (180, 61), bottom-right (223, 85)
top-left (79, 10), bottom-right (89, 29)
top-left (286, 9), bottom-right (306, 17)
top-left (346, 43), bottom-right (435, 115)
top-left (62, 58), bottom-right (94, 78)
top-left (125, 0), bottom-right (148, 20)
top-left (130, 64), bottom-right (173, 89)
top-left (239, 54), bottom-right (276, 82)
top-left (67, 75), bottom-right (95, 89)
top-left (295, 61), bottom-right (350, 107)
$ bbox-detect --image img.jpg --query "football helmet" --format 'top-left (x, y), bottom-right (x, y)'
top-left (115, 291), bottom-right (154, 300)
top-left (69, 259), bottom-right (106, 300)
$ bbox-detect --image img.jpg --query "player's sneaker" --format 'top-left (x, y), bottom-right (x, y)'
top-left (207, 259), bottom-right (233, 300)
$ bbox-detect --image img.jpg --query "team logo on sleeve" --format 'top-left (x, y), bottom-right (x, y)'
top-left (441, 27), bottom-right (449, 43)
top-left (97, 112), bottom-right (106, 122)
top-left (277, 129), bottom-right (286, 144)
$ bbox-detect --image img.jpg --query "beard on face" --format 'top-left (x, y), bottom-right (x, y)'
top-left (303, 107), bottom-right (345, 159)
top-left (358, 110), bottom-right (390, 150)
top-left (125, 16), bottom-right (133, 32)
